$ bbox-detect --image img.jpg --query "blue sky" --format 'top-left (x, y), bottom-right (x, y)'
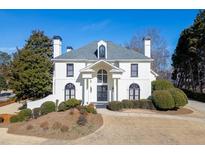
top-left (0, 10), bottom-right (199, 55)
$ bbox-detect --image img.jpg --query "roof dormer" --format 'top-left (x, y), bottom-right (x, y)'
top-left (97, 40), bottom-right (107, 59)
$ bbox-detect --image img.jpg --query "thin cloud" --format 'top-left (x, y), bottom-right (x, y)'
top-left (0, 47), bottom-right (17, 54)
top-left (81, 20), bottom-right (110, 31)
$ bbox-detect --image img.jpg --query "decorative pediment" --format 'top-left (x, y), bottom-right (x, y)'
top-left (80, 60), bottom-right (124, 73)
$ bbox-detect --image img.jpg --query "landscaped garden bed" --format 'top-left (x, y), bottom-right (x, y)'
top-left (107, 80), bottom-right (190, 115)
top-left (7, 108), bottom-right (103, 140)
top-left (3, 98), bottom-right (103, 140)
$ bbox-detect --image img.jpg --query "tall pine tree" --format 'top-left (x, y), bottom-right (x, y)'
top-left (10, 30), bottom-right (53, 99)
top-left (172, 10), bottom-right (205, 93)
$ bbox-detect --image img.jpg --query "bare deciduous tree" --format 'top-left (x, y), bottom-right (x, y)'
top-left (125, 28), bottom-right (171, 80)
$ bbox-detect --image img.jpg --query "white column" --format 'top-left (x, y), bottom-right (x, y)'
top-left (87, 79), bottom-right (90, 105)
top-left (113, 78), bottom-right (117, 101)
top-left (83, 78), bottom-right (87, 105)
top-left (109, 90), bottom-right (112, 102)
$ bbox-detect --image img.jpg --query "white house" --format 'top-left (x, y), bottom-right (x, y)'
top-left (27, 36), bottom-right (157, 109)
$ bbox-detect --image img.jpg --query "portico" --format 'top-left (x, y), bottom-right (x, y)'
top-left (80, 60), bottom-right (124, 105)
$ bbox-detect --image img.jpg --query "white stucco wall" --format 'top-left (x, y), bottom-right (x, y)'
top-left (28, 60), bottom-right (156, 109)
top-left (53, 61), bottom-right (154, 102)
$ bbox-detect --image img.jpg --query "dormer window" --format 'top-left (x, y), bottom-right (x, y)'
top-left (97, 40), bottom-right (107, 59)
top-left (99, 45), bottom-right (105, 59)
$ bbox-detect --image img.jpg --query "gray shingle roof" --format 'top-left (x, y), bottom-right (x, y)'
top-left (53, 41), bottom-right (151, 60)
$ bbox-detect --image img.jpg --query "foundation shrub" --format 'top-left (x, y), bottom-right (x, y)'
top-left (169, 88), bottom-right (188, 108)
top-left (107, 101), bottom-right (122, 111)
top-left (40, 101), bottom-right (56, 115)
top-left (18, 109), bottom-right (32, 121)
top-left (32, 107), bottom-right (41, 119)
top-left (152, 80), bottom-right (174, 91)
top-left (58, 99), bottom-right (81, 112)
top-left (85, 104), bottom-right (97, 114)
top-left (152, 90), bottom-right (175, 110)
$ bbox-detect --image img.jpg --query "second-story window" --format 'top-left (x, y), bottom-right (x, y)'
top-left (131, 64), bottom-right (138, 77)
top-left (67, 64), bottom-right (74, 77)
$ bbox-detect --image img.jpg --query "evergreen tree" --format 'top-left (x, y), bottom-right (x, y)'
top-left (10, 30), bottom-right (53, 99)
top-left (172, 10), bottom-right (205, 93)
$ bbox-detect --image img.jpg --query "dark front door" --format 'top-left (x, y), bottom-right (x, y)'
top-left (97, 85), bottom-right (108, 101)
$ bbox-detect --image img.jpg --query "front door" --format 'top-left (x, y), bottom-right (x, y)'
top-left (97, 85), bottom-right (108, 101)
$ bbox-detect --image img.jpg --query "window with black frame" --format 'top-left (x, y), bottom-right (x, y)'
top-left (131, 64), bottom-right (138, 77)
top-left (129, 83), bottom-right (140, 100)
top-left (65, 83), bottom-right (75, 100)
top-left (67, 64), bottom-right (74, 77)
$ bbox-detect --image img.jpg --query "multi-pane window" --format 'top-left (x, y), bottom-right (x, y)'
top-left (97, 69), bottom-right (107, 83)
top-left (129, 83), bottom-right (140, 100)
top-left (99, 45), bottom-right (106, 59)
top-left (67, 64), bottom-right (74, 77)
top-left (65, 83), bottom-right (75, 100)
top-left (131, 64), bottom-right (138, 77)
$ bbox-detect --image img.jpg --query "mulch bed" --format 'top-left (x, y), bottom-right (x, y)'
top-left (7, 109), bottom-right (103, 140)
top-left (155, 107), bottom-right (193, 115)
top-left (121, 107), bottom-right (193, 115)
top-left (0, 100), bottom-right (15, 107)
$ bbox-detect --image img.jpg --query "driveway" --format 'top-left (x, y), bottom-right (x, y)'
top-left (187, 100), bottom-right (205, 112)
top-left (1, 100), bottom-right (205, 144)
top-left (0, 103), bottom-right (21, 114)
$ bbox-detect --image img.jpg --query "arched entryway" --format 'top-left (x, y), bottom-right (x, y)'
top-left (129, 83), bottom-right (140, 100)
top-left (65, 83), bottom-right (75, 100)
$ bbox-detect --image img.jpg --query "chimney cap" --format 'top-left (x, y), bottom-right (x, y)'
top-left (66, 46), bottom-right (73, 50)
top-left (143, 36), bottom-right (151, 40)
top-left (53, 35), bottom-right (62, 41)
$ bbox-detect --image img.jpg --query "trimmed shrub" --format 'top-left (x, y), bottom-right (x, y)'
top-left (10, 115), bottom-right (19, 123)
top-left (121, 100), bottom-right (134, 109)
top-left (18, 109), bottom-right (32, 121)
top-left (77, 114), bottom-right (87, 126)
top-left (139, 99), bottom-right (156, 110)
top-left (85, 104), bottom-right (97, 114)
top-left (107, 101), bottom-right (123, 111)
top-left (33, 107), bottom-right (41, 119)
top-left (181, 89), bottom-right (205, 103)
top-left (122, 99), bottom-right (155, 110)
top-left (58, 99), bottom-right (81, 112)
top-left (64, 98), bottom-right (81, 109)
top-left (152, 90), bottom-right (175, 110)
top-left (169, 88), bottom-right (188, 108)
top-left (152, 80), bottom-right (174, 91)
top-left (58, 102), bottom-right (67, 112)
top-left (40, 101), bottom-right (56, 115)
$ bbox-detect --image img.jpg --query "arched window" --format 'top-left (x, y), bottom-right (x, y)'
top-left (99, 45), bottom-right (106, 59)
top-left (97, 69), bottom-right (107, 83)
top-left (129, 83), bottom-right (140, 100)
top-left (65, 83), bottom-right (75, 100)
